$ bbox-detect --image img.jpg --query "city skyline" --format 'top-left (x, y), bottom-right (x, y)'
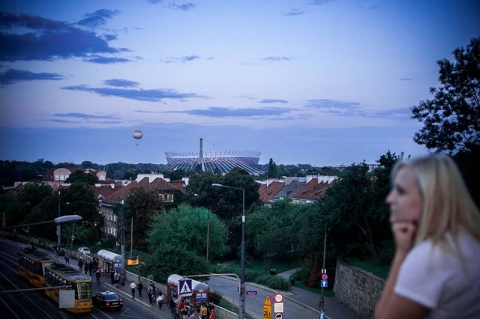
top-left (1, 1), bottom-right (479, 166)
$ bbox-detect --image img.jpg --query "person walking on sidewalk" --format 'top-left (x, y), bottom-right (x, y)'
top-left (96, 270), bottom-right (101, 286)
top-left (319, 308), bottom-right (326, 319)
top-left (156, 291), bottom-right (164, 310)
top-left (137, 281), bottom-right (143, 298)
top-left (130, 281), bottom-right (137, 299)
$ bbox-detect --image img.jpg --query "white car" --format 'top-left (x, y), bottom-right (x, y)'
top-left (77, 247), bottom-right (91, 254)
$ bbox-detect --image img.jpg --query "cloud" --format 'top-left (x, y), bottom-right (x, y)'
top-left (169, 106), bottom-right (293, 118)
top-left (306, 99), bottom-right (412, 120)
top-left (0, 12), bottom-right (126, 62)
top-left (169, 3), bottom-right (196, 11)
top-left (148, 1), bottom-right (196, 11)
top-left (62, 84), bottom-right (207, 102)
top-left (104, 79), bottom-right (139, 88)
top-left (259, 99), bottom-right (288, 104)
top-left (52, 113), bottom-right (120, 120)
top-left (284, 9), bottom-right (304, 16)
top-left (76, 9), bottom-right (120, 28)
top-left (0, 68), bottom-right (63, 86)
top-left (309, 0), bottom-right (333, 5)
top-left (161, 55), bottom-right (203, 63)
top-left (260, 56), bottom-right (292, 62)
top-left (49, 113), bottom-right (122, 124)
top-left (84, 56), bottom-right (130, 64)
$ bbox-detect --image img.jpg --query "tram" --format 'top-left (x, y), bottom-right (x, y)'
top-left (166, 274), bottom-right (210, 306)
top-left (18, 245), bottom-right (54, 288)
top-left (44, 262), bottom-right (93, 313)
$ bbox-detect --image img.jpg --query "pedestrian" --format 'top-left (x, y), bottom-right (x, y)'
top-left (88, 259), bottom-right (93, 276)
top-left (156, 291), bottom-right (164, 310)
top-left (78, 257), bottom-right (83, 270)
top-left (147, 284), bottom-right (153, 304)
top-left (95, 269), bottom-right (101, 286)
top-left (130, 281), bottom-right (136, 299)
top-left (189, 309), bottom-right (199, 319)
top-left (64, 251), bottom-right (70, 264)
top-left (319, 308), bottom-right (326, 319)
top-left (110, 268), bottom-right (115, 284)
top-left (169, 298), bottom-right (177, 318)
top-left (200, 302), bottom-right (208, 319)
top-left (137, 281), bottom-right (143, 298)
top-left (114, 271), bottom-right (120, 288)
top-left (374, 154), bottom-right (480, 319)
top-left (208, 308), bottom-right (216, 319)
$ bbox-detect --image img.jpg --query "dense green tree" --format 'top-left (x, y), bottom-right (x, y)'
top-left (411, 37), bottom-right (479, 154)
top-left (65, 170), bottom-right (99, 184)
top-left (411, 37), bottom-right (480, 206)
top-left (124, 186), bottom-right (161, 251)
top-left (267, 158), bottom-right (278, 178)
top-left (146, 204), bottom-right (228, 282)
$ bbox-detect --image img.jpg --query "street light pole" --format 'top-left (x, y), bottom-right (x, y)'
top-left (212, 183), bottom-right (246, 319)
top-left (57, 191), bottom-right (61, 248)
top-left (206, 210), bottom-right (210, 262)
top-left (319, 203), bottom-right (327, 311)
top-left (120, 196), bottom-right (125, 286)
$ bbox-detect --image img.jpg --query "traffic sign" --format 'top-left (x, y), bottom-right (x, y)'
top-left (275, 313), bottom-right (283, 319)
top-left (321, 280), bottom-right (328, 288)
top-left (178, 279), bottom-right (192, 296)
top-left (321, 273), bottom-right (328, 280)
top-left (246, 290), bottom-right (257, 296)
top-left (274, 293), bottom-right (284, 303)
top-left (263, 296), bottom-right (272, 319)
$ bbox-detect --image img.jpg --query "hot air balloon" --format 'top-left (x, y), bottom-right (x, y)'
top-left (133, 130), bottom-right (143, 146)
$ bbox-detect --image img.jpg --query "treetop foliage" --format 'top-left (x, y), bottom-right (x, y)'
top-left (411, 36), bottom-right (480, 154)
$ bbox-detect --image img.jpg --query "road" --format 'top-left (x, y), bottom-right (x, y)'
top-left (0, 238), bottom-right (170, 319)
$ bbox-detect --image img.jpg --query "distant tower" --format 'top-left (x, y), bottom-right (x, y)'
top-left (199, 138), bottom-right (205, 172)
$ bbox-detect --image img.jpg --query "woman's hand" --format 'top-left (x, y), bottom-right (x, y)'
top-left (391, 220), bottom-right (417, 256)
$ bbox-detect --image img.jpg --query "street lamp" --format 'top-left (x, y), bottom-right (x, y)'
top-left (57, 191), bottom-right (61, 248)
top-left (120, 183), bottom-right (126, 286)
top-left (319, 203), bottom-right (328, 311)
top-left (212, 183), bottom-right (246, 319)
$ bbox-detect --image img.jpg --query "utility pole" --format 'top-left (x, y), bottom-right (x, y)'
top-left (57, 191), bottom-right (61, 248)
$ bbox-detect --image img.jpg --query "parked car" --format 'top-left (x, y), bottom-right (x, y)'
top-left (77, 247), bottom-right (91, 254)
top-left (92, 291), bottom-right (123, 310)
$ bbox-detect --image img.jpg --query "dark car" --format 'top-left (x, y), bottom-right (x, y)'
top-left (92, 291), bottom-right (123, 310)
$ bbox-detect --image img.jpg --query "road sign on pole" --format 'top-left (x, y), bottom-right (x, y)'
top-left (321, 273), bottom-right (328, 280)
top-left (321, 280), bottom-right (328, 288)
top-left (263, 296), bottom-right (272, 319)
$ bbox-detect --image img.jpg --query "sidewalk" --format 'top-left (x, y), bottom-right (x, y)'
top-left (277, 269), bottom-right (360, 319)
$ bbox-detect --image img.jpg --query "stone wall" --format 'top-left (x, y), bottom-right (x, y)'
top-left (333, 258), bottom-right (385, 319)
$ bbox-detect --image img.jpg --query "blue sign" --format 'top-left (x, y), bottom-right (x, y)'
top-left (178, 279), bottom-right (193, 296)
top-left (197, 293), bottom-right (207, 301)
top-left (320, 280), bottom-right (328, 288)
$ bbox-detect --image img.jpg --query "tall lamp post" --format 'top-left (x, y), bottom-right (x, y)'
top-left (120, 184), bottom-right (126, 286)
top-left (319, 203), bottom-right (327, 311)
top-left (212, 183), bottom-right (245, 319)
top-left (57, 191), bottom-right (61, 248)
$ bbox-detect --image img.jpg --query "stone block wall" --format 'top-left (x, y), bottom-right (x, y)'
top-left (333, 258), bottom-right (385, 319)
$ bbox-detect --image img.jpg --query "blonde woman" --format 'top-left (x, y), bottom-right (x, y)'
top-left (375, 154), bottom-right (480, 319)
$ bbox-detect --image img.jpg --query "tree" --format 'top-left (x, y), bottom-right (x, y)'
top-left (267, 158), bottom-right (278, 178)
top-left (146, 204), bottom-right (229, 282)
top-left (124, 186), bottom-right (161, 251)
top-left (411, 37), bottom-right (480, 154)
top-left (65, 170), bottom-right (99, 185)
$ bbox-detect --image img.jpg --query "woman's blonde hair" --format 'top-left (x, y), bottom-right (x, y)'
top-left (392, 153), bottom-right (480, 248)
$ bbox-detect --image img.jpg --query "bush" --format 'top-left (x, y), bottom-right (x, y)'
top-left (210, 291), bottom-right (222, 304)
